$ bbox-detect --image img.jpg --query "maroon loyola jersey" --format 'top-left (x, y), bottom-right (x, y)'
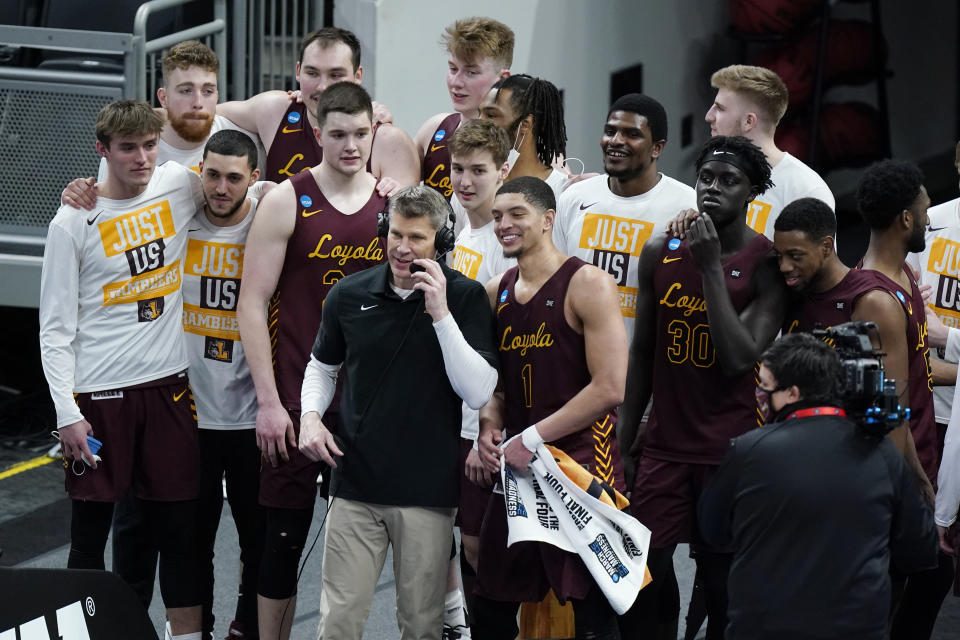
top-left (496, 257), bottom-right (623, 490)
top-left (421, 113), bottom-right (460, 201)
top-left (269, 170), bottom-right (386, 410)
top-left (784, 268), bottom-right (888, 334)
top-left (265, 102), bottom-right (375, 183)
top-left (866, 266), bottom-right (938, 484)
top-left (644, 234), bottom-right (773, 465)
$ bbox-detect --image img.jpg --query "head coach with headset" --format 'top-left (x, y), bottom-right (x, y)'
top-left (297, 185), bottom-right (498, 640)
top-left (698, 332), bottom-right (938, 640)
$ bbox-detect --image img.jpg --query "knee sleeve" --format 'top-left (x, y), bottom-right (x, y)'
top-left (258, 506), bottom-right (314, 599)
top-left (68, 500), bottom-right (114, 570)
top-left (148, 500), bottom-right (202, 609)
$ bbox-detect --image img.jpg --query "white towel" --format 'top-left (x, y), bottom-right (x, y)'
top-left (501, 436), bottom-right (652, 614)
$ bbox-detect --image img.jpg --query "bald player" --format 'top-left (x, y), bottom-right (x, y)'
top-left (415, 16), bottom-right (513, 201)
top-left (705, 64), bottom-right (834, 239)
top-left (618, 136), bottom-right (787, 639)
top-left (217, 27), bottom-right (418, 186)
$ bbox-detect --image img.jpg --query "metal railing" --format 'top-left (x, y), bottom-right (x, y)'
top-left (0, 0), bottom-right (229, 307)
top-left (243, 0), bottom-right (326, 95)
top-left (135, 0), bottom-right (228, 103)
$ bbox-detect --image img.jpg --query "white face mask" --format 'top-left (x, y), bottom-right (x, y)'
top-left (504, 127), bottom-right (525, 174)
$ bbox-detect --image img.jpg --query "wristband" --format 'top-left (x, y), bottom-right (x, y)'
top-left (521, 424), bottom-right (544, 453)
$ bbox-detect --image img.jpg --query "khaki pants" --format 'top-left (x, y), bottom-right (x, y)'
top-left (316, 498), bottom-right (456, 640)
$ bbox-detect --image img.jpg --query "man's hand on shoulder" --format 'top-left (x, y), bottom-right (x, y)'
top-left (298, 411), bottom-right (344, 467)
top-left (375, 176), bottom-right (403, 198)
top-left (666, 207), bottom-right (700, 239)
top-left (62, 177), bottom-right (98, 211)
top-left (371, 100), bottom-right (393, 126)
top-left (256, 402), bottom-right (295, 467)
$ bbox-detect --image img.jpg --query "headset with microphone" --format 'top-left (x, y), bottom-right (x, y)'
top-left (377, 201), bottom-right (457, 259)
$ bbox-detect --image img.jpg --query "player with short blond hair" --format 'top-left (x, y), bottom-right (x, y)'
top-left (415, 17), bottom-right (514, 202)
top-left (704, 64), bottom-right (834, 240)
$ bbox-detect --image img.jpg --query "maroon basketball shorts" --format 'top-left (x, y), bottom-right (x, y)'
top-left (475, 490), bottom-right (594, 604)
top-left (67, 372), bottom-right (199, 502)
top-left (258, 409), bottom-right (337, 509)
top-left (455, 437), bottom-right (493, 537)
top-left (629, 456), bottom-right (720, 549)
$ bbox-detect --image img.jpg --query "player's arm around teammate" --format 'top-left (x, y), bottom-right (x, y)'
top-left (236, 180), bottom-right (298, 467)
top-left (686, 209), bottom-right (787, 376)
top-left (368, 123), bottom-right (421, 188)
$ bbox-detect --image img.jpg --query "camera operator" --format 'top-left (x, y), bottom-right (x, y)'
top-left (699, 332), bottom-right (937, 640)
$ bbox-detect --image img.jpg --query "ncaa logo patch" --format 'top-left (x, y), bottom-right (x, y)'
top-left (434, 129), bottom-right (446, 142)
top-left (668, 237), bottom-right (681, 251)
top-left (300, 195), bottom-right (313, 208)
top-left (287, 111), bottom-right (301, 124)
top-left (500, 290), bottom-right (509, 303)
top-left (896, 291), bottom-right (906, 304)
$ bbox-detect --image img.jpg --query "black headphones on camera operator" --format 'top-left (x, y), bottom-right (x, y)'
top-left (376, 202), bottom-right (457, 259)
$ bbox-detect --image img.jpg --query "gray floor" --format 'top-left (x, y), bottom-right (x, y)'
top-left (5, 456), bottom-right (960, 639)
top-left (13, 492), bottom-right (703, 639)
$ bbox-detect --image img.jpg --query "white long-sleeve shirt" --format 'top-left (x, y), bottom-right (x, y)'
top-left (40, 162), bottom-right (203, 427)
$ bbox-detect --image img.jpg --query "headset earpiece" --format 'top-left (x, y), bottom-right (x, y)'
top-left (377, 206), bottom-right (457, 258)
top-left (435, 207), bottom-right (457, 258)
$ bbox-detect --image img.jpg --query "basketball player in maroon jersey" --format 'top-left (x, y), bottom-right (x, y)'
top-left (235, 82), bottom-right (387, 640)
top-left (415, 17), bottom-right (513, 201)
top-left (472, 176), bottom-right (628, 639)
top-left (617, 136), bottom-right (786, 640)
top-left (775, 197), bottom-right (936, 498)
top-left (217, 27), bottom-right (419, 186)
top-left (855, 160), bottom-right (953, 640)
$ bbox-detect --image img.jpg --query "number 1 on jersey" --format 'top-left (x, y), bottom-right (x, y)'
top-left (521, 363), bottom-right (533, 408)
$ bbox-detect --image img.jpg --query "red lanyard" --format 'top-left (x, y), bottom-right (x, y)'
top-left (786, 406), bottom-right (847, 420)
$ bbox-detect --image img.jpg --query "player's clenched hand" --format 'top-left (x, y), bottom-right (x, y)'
top-left (375, 177), bottom-right (403, 198)
top-left (503, 437), bottom-right (534, 473)
top-left (465, 446), bottom-right (493, 487)
top-left (372, 101), bottom-right (393, 126)
top-left (412, 258), bottom-right (449, 321)
top-left (286, 89), bottom-right (303, 103)
top-left (256, 403), bottom-right (295, 467)
top-left (687, 212), bottom-right (722, 267)
top-left (666, 208), bottom-right (699, 239)
top-left (62, 177), bottom-right (98, 211)
top-left (299, 411), bottom-right (344, 467)
top-left (478, 428), bottom-right (503, 474)
top-left (59, 419), bottom-right (96, 469)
